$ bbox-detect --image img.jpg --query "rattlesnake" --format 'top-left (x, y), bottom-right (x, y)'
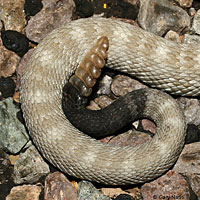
top-left (20, 17), bottom-right (192, 185)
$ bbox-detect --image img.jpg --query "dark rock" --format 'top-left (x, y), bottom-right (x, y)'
top-left (0, 31), bottom-right (20, 77)
top-left (186, 124), bottom-right (200, 144)
top-left (0, 148), bottom-right (14, 200)
top-left (192, 1), bottom-right (200, 11)
top-left (138, 0), bottom-right (190, 36)
top-left (92, 0), bottom-right (139, 20)
top-left (24, 0), bottom-right (43, 17)
top-left (74, 0), bottom-right (94, 18)
top-left (1, 26), bottom-right (31, 57)
top-left (0, 77), bottom-right (15, 98)
top-left (44, 171), bottom-right (77, 200)
top-left (114, 194), bottom-right (134, 200)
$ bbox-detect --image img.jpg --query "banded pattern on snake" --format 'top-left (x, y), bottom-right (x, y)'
top-left (20, 17), bottom-right (191, 185)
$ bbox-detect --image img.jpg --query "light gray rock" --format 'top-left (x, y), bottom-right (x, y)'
top-left (182, 34), bottom-right (200, 44)
top-left (191, 9), bottom-right (200, 34)
top-left (178, 97), bottom-right (200, 125)
top-left (0, 98), bottom-right (29, 154)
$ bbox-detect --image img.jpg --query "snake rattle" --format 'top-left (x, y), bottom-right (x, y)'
top-left (20, 17), bottom-right (191, 185)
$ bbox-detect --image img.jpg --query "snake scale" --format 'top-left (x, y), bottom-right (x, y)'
top-left (20, 17), bottom-right (199, 185)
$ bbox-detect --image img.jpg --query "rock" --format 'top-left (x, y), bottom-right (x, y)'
top-left (78, 181), bottom-right (111, 200)
top-left (173, 142), bottom-right (200, 198)
top-left (138, 0), bottom-right (190, 36)
top-left (107, 129), bottom-right (152, 147)
top-left (0, 77), bottom-right (16, 99)
top-left (13, 143), bottom-right (50, 184)
top-left (44, 171), bottom-right (77, 200)
top-left (94, 95), bottom-right (114, 109)
top-left (24, 0), bottom-right (43, 17)
top-left (182, 33), bottom-right (200, 44)
top-left (92, 0), bottom-right (139, 20)
top-left (6, 185), bottom-right (42, 200)
top-left (97, 75), bottom-right (113, 95)
top-left (141, 119), bottom-right (156, 134)
top-left (25, 0), bottom-right (75, 43)
top-left (114, 194), bottom-right (135, 200)
top-left (87, 100), bottom-right (101, 111)
top-left (74, 0), bottom-right (94, 18)
top-left (0, 0), bottom-right (26, 32)
top-left (0, 98), bottom-right (29, 154)
top-left (189, 7), bottom-right (196, 17)
top-left (141, 171), bottom-right (191, 200)
top-left (174, 0), bottom-right (193, 8)
top-left (187, 174), bottom-right (200, 198)
top-left (111, 75), bottom-right (146, 97)
top-left (101, 187), bottom-right (142, 199)
top-left (164, 30), bottom-right (181, 43)
top-left (0, 34), bottom-right (20, 77)
top-left (191, 9), bottom-right (200, 34)
top-left (0, 148), bottom-right (14, 200)
top-left (178, 97), bottom-right (200, 125)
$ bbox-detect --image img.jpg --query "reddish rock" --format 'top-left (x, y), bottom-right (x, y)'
top-left (141, 171), bottom-right (191, 200)
top-left (94, 95), bottom-right (114, 109)
top-left (44, 171), bottom-right (77, 200)
top-left (111, 75), bottom-right (147, 97)
top-left (141, 119), bottom-right (156, 134)
top-left (107, 130), bottom-right (151, 147)
top-left (25, 0), bottom-right (75, 43)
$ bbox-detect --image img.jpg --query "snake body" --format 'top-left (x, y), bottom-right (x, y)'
top-left (20, 17), bottom-right (193, 185)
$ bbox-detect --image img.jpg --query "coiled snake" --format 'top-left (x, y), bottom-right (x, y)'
top-left (20, 17), bottom-right (198, 185)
